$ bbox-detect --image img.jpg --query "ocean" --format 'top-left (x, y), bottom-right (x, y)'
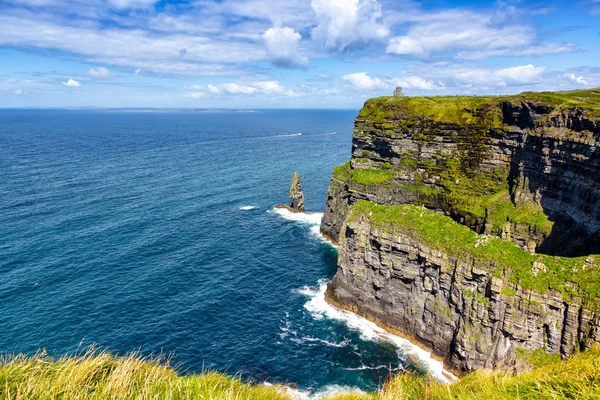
top-left (0, 109), bottom-right (448, 397)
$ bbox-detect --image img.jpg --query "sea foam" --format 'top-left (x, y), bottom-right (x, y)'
top-left (270, 208), bottom-right (334, 247)
top-left (299, 281), bottom-right (458, 384)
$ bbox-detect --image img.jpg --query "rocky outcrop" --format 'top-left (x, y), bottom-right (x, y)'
top-left (277, 172), bottom-right (305, 213)
top-left (327, 208), bottom-right (600, 372)
top-left (321, 90), bottom-right (600, 373)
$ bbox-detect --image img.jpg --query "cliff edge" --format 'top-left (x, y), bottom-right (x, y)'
top-left (321, 89), bottom-right (600, 372)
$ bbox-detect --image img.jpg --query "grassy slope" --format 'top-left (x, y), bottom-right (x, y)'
top-left (2, 348), bottom-right (599, 399)
top-left (349, 201), bottom-right (600, 305)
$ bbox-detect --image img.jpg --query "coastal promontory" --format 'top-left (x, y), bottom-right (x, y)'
top-left (321, 89), bottom-right (600, 372)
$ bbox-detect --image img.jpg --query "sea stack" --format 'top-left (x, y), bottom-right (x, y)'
top-left (276, 172), bottom-right (305, 213)
top-left (289, 172), bottom-right (305, 212)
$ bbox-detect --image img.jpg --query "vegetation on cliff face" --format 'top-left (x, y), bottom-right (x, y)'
top-left (351, 168), bottom-right (395, 186)
top-left (332, 161), bottom-right (351, 182)
top-left (3, 347), bottom-right (599, 399)
top-left (349, 200), bottom-right (600, 304)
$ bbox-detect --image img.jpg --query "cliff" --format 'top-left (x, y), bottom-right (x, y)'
top-left (321, 89), bottom-right (600, 372)
top-left (321, 89), bottom-right (600, 256)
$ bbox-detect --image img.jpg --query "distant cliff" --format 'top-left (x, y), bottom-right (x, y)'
top-left (321, 89), bottom-right (600, 372)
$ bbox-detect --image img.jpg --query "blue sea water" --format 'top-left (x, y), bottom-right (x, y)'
top-left (0, 109), bottom-right (445, 396)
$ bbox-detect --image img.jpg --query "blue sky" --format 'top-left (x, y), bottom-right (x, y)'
top-left (0, 0), bottom-right (598, 108)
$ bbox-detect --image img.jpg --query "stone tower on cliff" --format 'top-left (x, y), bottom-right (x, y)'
top-left (393, 87), bottom-right (404, 97)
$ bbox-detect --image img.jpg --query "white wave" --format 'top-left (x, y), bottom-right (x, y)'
top-left (277, 133), bottom-right (302, 137)
top-left (289, 336), bottom-right (349, 348)
top-left (239, 205), bottom-right (256, 210)
top-left (273, 384), bottom-right (365, 400)
top-left (270, 207), bottom-right (323, 225)
top-left (270, 208), bottom-right (336, 247)
top-left (299, 280), bottom-right (458, 384)
top-left (344, 364), bottom-right (404, 372)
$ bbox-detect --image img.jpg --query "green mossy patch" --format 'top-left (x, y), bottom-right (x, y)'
top-left (332, 161), bottom-right (351, 182)
top-left (349, 200), bottom-right (600, 306)
top-left (351, 169), bottom-right (395, 186)
top-left (520, 89), bottom-right (600, 118)
top-left (487, 195), bottom-right (553, 233)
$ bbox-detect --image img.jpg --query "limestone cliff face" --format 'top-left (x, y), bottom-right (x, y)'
top-left (321, 97), bottom-right (600, 256)
top-left (327, 215), bottom-right (600, 372)
top-left (321, 90), bottom-right (600, 372)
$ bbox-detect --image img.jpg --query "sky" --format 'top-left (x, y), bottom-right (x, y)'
top-left (0, 0), bottom-right (599, 109)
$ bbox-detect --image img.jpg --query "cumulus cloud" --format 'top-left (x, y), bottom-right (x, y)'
top-left (393, 76), bottom-right (440, 90)
top-left (88, 66), bottom-right (112, 79)
top-left (262, 26), bottom-right (309, 68)
top-left (386, 9), bottom-right (575, 60)
top-left (342, 72), bottom-right (387, 90)
top-left (107, 0), bottom-right (158, 9)
top-left (185, 80), bottom-right (300, 98)
top-left (494, 64), bottom-right (545, 84)
top-left (62, 79), bottom-right (81, 87)
top-left (311, 0), bottom-right (389, 51)
top-left (564, 73), bottom-right (588, 85)
top-left (221, 83), bottom-right (258, 94)
top-left (14, 89), bottom-right (23, 95)
top-left (0, 10), bottom-right (264, 76)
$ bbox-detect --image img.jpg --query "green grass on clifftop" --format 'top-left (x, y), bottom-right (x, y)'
top-left (349, 201), bottom-right (600, 305)
top-left (359, 88), bottom-right (600, 123)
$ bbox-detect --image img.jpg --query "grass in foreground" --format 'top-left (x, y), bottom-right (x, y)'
top-left (0, 349), bottom-right (287, 400)
top-left (349, 200), bottom-right (600, 304)
top-left (2, 347), bottom-right (600, 399)
top-left (332, 347), bottom-right (600, 400)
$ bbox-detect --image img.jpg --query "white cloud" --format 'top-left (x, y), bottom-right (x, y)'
top-left (342, 72), bottom-right (387, 90)
top-left (207, 84), bottom-right (220, 93)
top-left (252, 81), bottom-right (286, 93)
top-left (62, 79), bottom-right (81, 87)
top-left (221, 83), bottom-right (258, 94)
top-left (262, 26), bottom-right (309, 68)
top-left (134, 69), bottom-right (141, 75)
top-left (107, 0), bottom-right (158, 9)
top-left (185, 80), bottom-right (301, 98)
top-left (494, 64), bottom-right (545, 84)
top-left (0, 10), bottom-right (264, 76)
top-left (564, 73), bottom-right (588, 85)
top-left (88, 66), bottom-right (112, 79)
top-left (385, 9), bottom-right (575, 60)
top-left (184, 92), bottom-right (207, 99)
top-left (311, 0), bottom-right (389, 51)
top-left (394, 76), bottom-right (439, 90)
top-left (14, 89), bottom-right (23, 95)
